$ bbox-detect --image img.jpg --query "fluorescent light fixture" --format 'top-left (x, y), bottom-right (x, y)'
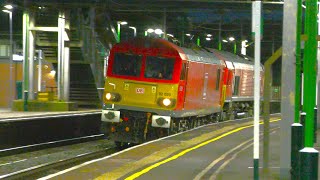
top-left (147, 28), bottom-right (154, 33)
top-left (222, 39), bottom-right (228, 43)
top-left (185, 33), bottom-right (191, 36)
top-left (4, 4), bottom-right (13, 9)
top-left (207, 34), bottom-right (212, 37)
top-left (2, 9), bottom-right (11, 13)
top-left (228, 37), bottom-right (235, 41)
top-left (154, 29), bottom-right (163, 35)
top-left (167, 34), bottom-right (174, 37)
top-left (119, 21), bottom-right (127, 25)
top-left (206, 37), bottom-right (211, 41)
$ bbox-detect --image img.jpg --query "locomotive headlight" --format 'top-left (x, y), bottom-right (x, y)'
top-left (105, 92), bottom-right (121, 102)
top-left (106, 93), bottom-right (112, 100)
top-left (162, 98), bottom-right (171, 106)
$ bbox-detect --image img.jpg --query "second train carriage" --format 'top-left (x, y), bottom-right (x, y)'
top-left (101, 38), bottom-right (264, 146)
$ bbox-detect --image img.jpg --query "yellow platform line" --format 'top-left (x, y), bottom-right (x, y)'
top-left (124, 118), bottom-right (281, 180)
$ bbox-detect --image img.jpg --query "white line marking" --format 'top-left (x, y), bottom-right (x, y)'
top-left (194, 139), bottom-right (252, 180)
top-left (248, 167), bottom-right (280, 169)
top-left (0, 159), bottom-right (27, 167)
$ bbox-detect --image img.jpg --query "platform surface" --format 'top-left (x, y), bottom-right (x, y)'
top-left (37, 116), bottom-right (320, 180)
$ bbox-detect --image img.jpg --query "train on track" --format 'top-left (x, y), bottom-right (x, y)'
top-left (101, 38), bottom-right (264, 147)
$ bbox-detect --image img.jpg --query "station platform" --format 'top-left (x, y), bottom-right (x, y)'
top-left (37, 115), bottom-right (320, 180)
top-left (0, 108), bottom-right (101, 120)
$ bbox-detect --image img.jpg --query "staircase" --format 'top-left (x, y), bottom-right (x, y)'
top-left (34, 8), bottom-right (117, 108)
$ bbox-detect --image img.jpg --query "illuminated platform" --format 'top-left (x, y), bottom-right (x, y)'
top-left (12, 100), bottom-right (77, 112)
top-left (38, 116), bottom-right (318, 180)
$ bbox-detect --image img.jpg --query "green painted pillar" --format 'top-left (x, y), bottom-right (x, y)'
top-left (300, 0), bottom-right (319, 179)
top-left (233, 43), bottom-right (237, 54)
top-left (197, 37), bottom-right (200, 46)
top-left (302, 0), bottom-right (317, 148)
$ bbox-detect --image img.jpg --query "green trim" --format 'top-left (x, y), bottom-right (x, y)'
top-left (254, 159), bottom-right (259, 180)
top-left (302, 0), bottom-right (318, 147)
top-left (117, 23), bottom-right (121, 43)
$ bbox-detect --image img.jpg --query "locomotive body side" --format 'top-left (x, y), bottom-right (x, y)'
top-left (180, 48), bottom-right (224, 117)
top-left (211, 49), bottom-right (264, 118)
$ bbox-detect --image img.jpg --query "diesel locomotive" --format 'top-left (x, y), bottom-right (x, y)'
top-left (101, 38), bottom-right (264, 147)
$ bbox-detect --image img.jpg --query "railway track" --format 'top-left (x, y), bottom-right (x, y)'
top-left (0, 114), bottom-right (280, 180)
top-left (0, 134), bottom-right (105, 157)
top-left (0, 146), bottom-right (117, 180)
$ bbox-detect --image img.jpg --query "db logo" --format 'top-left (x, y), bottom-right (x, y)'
top-left (136, 88), bottom-right (145, 94)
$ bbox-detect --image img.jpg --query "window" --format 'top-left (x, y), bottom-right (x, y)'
top-left (216, 69), bottom-right (221, 90)
top-left (180, 63), bottom-right (187, 80)
top-left (233, 76), bottom-right (240, 95)
top-left (112, 53), bottom-right (142, 77)
top-left (0, 45), bottom-right (8, 57)
top-left (144, 56), bottom-right (175, 80)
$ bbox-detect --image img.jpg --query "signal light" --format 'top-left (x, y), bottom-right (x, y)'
top-left (125, 127), bottom-right (130, 132)
top-left (111, 126), bottom-right (116, 132)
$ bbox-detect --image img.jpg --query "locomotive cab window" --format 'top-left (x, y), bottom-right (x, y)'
top-left (112, 53), bottom-right (142, 77)
top-left (144, 56), bottom-right (175, 80)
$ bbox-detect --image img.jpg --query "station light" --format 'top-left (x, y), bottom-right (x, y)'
top-left (207, 34), bottom-right (212, 37)
top-left (4, 4), bottom-right (13, 9)
top-left (206, 37), bottom-right (211, 41)
top-left (129, 26), bottom-right (136, 37)
top-left (185, 33), bottom-right (191, 36)
top-left (222, 39), bottom-right (228, 43)
top-left (154, 29), bottom-right (163, 35)
top-left (2, 9), bottom-right (11, 13)
top-left (228, 37), bottom-right (235, 42)
top-left (119, 21), bottom-right (128, 25)
top-left (167, 34), bottom-right (174, 37)
top-left (147, 28), bottom-right (154, 33)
